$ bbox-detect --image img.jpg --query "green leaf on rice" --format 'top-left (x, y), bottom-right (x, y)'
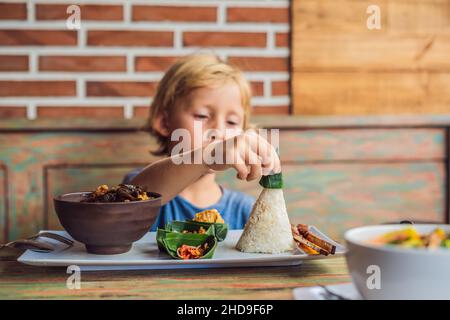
top-left (259, 172), bottom-right (284, 189)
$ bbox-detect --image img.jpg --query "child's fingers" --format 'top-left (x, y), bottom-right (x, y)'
top-left (253, 137), bottom-right (280, 175)
top-left (248, 133), bottom-right (279, 168)
top-left (233, 155), bottom-right (249, 180)
top-left (261, 160), bottom-right (275, 176)
top-left (243, 149), bottom-right (262, 181)
top-left (273, 155), bottom-right (282, 174)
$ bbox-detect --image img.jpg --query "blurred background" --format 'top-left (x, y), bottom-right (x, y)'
top-left (1, 0), bottom-right (449, 242)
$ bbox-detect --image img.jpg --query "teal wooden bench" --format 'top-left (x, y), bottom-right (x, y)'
top-left (1, 115), bottom-right (449, 242)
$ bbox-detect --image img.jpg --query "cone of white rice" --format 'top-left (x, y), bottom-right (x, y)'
top-left (236, 173), bottom-right (293, 253)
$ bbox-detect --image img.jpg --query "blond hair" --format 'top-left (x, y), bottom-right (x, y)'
top-left (143, 54), bottom-right (253, 156)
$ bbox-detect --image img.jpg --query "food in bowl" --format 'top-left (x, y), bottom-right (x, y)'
top-left (54, 190), bottom-right (161, 254)
top-left (371, 227), bottom-right (450, 249)
top-left (345, 224), bottom-right (450, 300)
top-left (81, 184), bottom-right (153, 203)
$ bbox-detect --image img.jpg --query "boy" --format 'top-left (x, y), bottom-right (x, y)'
top-left (123, 55), bottom-right (281, 230)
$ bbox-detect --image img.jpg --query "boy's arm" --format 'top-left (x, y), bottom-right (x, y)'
top-left (130, 133), bottom-right (280, 205)
top-left (129, 148), bottom-right (209, 205)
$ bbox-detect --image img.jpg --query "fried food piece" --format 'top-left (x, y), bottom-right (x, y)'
top-left (176, 243), bottom-right (209, 260)
top-left (296, 224), bottom-right (336, 254)
top-left (193, 209), bottom-right (225, 224)
top-left (94, 184), bottom-right (109, 196)
top-left (82, 184), bottom-right (151, 203)
top-left (291, 224), bottom-right (336, 256)
top-left (182, 226), bottom-right (206, 234)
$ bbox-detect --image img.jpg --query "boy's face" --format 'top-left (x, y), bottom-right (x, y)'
top-left (167, 81), bottom-right (245, 151)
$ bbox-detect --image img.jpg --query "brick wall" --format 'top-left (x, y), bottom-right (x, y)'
top-left (0, 0), bottom-right (290, 120)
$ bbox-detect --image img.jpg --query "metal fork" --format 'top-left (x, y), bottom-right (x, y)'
top-left (319, 285), bottom-right (350, 300)
top-left (0, 232), bottom-right (74, 253)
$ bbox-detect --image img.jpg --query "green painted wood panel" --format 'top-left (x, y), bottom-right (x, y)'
top-left (0, 132), bottom-right (158, 240)
top-left (217, 162), bottom-right (445, 240)
top-left (0, 164), bottom-right (6, 243)
top-left (0, 127), bottom-right (447, 242)
top-left (277, 129), bottom-right (445, 162)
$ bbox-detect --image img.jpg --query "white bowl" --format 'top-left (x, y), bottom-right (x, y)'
top-left (344, 224), bottom-right (450, 300)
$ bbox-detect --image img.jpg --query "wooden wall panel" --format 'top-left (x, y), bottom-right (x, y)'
top-left (293, 35), bottom-right (450, 72)
top-left (294, 0), bottom-right (389, 34)
top-left (293, 72), bottom-right (450, 115)
top-left (294, 0), bottom-right (449, 35)
top-left (292, 0), bottom-right (450, 115)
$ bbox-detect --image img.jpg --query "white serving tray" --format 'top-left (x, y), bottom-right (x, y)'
top-left (18, 227), bottom-right (345, 271)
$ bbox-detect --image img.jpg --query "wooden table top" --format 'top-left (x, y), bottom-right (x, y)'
top-left (0, 252), bottom-right (350, 300)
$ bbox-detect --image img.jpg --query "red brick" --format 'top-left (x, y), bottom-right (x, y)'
top-left (183, 32), bottom-right (266, 48)
top-left (0, 81), bottom-right (76, 97)
top-left (134, 106), bottom-right (151, 118)
top-left (250, 81), bottom-right (264, 97)
top-left (0, 106), bottom-right (27, 118)
top-left (133, 5), bottom-right (216, 22)
top-left (0, 30), bottom-right (77, 46)
top-left (227, 7), bottom-right (289, 23)
top-left (36, 4), bottom-right (123, 20)
top-left (88, 30), bottom-right (173, 47)
top-left (135, 56), bottom-right (180, 72)
top-left (0, 3), bottom-right (27, 20)
top-left (228, 57), bottom-right (289, 72)
top-left (39, 56), bottom-right (126, 72)
top-left (275, 32), bottom-right (289, 48)
top-left (37, 106), bottom-right (124, 118)
top-left (0, 55), bottom-right (28, 71)
top-left (252, 105), bottom-right (290, 115)
top-left (87, 81), bottom-right (156, 97)
top-left (271, 81), bottom-right (290, 96)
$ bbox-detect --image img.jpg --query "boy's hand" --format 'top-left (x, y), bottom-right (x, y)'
top-left (203, 131), bottom-right (281, 181)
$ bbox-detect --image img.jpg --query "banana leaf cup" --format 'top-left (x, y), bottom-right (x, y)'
top-left (156, 220), bottom-right (215, 252)
top-left (157, 232), bottom-right (217, 260)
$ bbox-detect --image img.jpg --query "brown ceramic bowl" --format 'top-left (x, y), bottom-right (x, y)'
top-left (53, 191), bottom-right (161, 255)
